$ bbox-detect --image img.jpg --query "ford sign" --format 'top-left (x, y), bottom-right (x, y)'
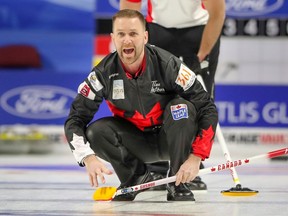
top-left (0, 85), bottom-right (76, 119)
top-left (226, 0), bottom-right (284, 17)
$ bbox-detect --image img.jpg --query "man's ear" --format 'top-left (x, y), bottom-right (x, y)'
top-left (144, 30), bottom-right (148, 44)
top-left (110, 32), bottom-right (115, 44)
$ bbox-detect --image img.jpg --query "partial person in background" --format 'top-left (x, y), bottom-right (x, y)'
top-left (64, 9), bottom-right (218, 201)
top-left (120, 0), bottom-right (226, 191)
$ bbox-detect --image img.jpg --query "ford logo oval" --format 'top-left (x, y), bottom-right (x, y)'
top-left (0, 85), bottom-right (76, 119)
top-left (226, 0), bottom-right (284, 17)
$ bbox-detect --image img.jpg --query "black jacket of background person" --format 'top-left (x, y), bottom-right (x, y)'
top-left (64, 44), bottom-right (218, 166)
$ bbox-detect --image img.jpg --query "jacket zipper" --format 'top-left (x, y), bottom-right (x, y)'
top-left (135, 79), bottom-right (146, 118)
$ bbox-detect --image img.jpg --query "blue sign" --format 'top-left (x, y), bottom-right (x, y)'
top-left (95, 0), bottom-right (118, 18)
top-left (0, 71), bottom-right (111, 125)
top-left (95, 0), bottom-right (147, 18)
top-left (0, 0), bottom-right (95, 73)
top-left (0, 0), bottom-right (95, 31)
top-left (94, 0), bottom-right (288, 19)
top-left (1, 71), bottom-right (287, 128)
top-left (216, 85), bottom-right (288, 128)
top-left (225, 0), bottom-right (288, 18)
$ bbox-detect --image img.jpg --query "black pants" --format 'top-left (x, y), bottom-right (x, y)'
top-left (86, 98), bottom-right (198, 185)
top-left (147, 23), bottom-right (220, 99)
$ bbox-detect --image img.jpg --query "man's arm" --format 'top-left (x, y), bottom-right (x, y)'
top-left (64, 72), bottom-right (104, 166)
top-left (197, 0), bottom-right (226, 62)
top-left (171, 58), bottom-right (218, 184)
top-left (168, 57), bottom-right (218, 160)
top-left (120, 0), bottom-right (142, 11)
top-left (64, 95), bottom-right (98, 165)
top-left (64, 73), bottom-right (113, 186)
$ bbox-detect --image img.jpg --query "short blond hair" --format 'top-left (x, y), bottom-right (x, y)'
top-left (112, 9), bottom-right (146, 30)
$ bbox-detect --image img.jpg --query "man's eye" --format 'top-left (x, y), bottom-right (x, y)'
top-left (130, 32), bottom-right (137, 36)
top-left (118, 32), bottom-right (125, 37)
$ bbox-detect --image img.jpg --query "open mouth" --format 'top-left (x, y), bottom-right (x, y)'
top-left (123, 48), bottom-right (134, 55)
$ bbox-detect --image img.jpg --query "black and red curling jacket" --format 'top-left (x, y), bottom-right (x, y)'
top-left (64, 44), bottom-right (218, 166)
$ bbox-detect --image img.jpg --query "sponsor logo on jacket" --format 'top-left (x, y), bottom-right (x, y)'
top-left (112, 80), bottom-right (125, 99)
top-left (150, 80), bottom-right (165, 93)
top-left (78, 82), bottom-right (96, 100)
top-left (175, 63), bottom-right (196, 91)
top-left (170, 104), bottom-right (189, 120)
top-left (88, 72), bottom-right (103, 91)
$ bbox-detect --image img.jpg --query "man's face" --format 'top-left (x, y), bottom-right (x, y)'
top-left (111, 17), bottom-right (148, 65)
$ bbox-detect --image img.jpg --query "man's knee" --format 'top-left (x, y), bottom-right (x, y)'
top-left (164, 97), bottom-right (197, 125)
top-left (86, 117), bottom-right (120, 149)
top-left (86, 120), bottom-right (105, 143)
top-left (86, 117), bottom-right (128, 162)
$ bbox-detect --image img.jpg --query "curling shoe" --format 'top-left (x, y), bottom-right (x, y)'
top-left (186, 176), bottom-right (207, 191)
top-left (148, 172), bottom-right (167, 191)
top-left (167, 183), bottom-right (195, 201)
top-left (112, 169), bottom-right (153, 201)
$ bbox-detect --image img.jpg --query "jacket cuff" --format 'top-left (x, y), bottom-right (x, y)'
top-left (73, 148), bottom-right (95, 167)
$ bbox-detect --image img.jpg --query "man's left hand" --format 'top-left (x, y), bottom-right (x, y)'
top-left (175, 154), bottom-right (201, 186)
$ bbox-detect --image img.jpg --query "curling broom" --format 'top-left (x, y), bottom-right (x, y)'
top-left (215, 123), bottom-right (259, 196)
top-left (197, 70), bottom-right (259, 196)
top-left (93, 148), bottom-right (288, 201)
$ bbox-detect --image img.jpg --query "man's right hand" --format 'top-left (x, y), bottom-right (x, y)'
top-left (83, 155), bottom-right (113, 187)
top-left (190, 54), bottom-right (202, 75)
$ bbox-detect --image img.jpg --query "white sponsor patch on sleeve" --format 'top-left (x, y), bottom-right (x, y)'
top-left (78, 81), bottom-right (96, 100)
top-left (88, 72), bottom-right (103, 91)
top-left (175, 63), bottom-right (196, 91)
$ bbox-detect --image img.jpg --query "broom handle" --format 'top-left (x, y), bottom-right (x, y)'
top-left (197, 74), bottom-right (241, 186)
top-left (216, 123), bottom-right (241, 185)
top-left (115, 148), bottom-right (288, 196)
